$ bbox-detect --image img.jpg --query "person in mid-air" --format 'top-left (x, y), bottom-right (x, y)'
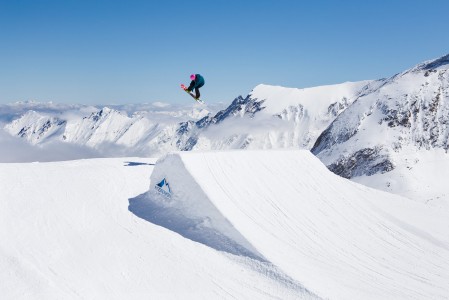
top-left (184, 74), bottom-right (205, 99)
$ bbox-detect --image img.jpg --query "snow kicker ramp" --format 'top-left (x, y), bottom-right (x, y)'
top-left (136, 150), bottom-right (449, 300)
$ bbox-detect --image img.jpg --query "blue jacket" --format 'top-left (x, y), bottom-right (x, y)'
top-left (188, 74), bottom-right (205, 91)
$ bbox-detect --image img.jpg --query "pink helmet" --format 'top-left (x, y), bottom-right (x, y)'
top-left (190, 74), bottom-right (196, 80)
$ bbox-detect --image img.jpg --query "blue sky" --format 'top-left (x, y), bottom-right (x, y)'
top-left (1, 0), bottom-right (448, 105)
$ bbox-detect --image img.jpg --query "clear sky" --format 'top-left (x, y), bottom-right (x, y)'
top-left (1, 0), bottom-right (448, 105)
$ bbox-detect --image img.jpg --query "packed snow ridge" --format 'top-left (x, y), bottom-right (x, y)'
top-left (132, 150), bottom-right (449, 300)
top-left (1, 142), bottom-right (449, 297)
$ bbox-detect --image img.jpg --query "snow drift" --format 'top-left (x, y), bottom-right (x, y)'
top-left (132, 150), bottom-right (449, 300)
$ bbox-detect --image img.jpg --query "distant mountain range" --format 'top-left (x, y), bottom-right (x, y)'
top-left (2, 54), bottom-right (449, 207)
top-left (2, 80), bottom-right (370, 156)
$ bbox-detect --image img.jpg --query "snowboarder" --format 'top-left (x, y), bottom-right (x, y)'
top-left (184, 74), bottom-right (205, 100)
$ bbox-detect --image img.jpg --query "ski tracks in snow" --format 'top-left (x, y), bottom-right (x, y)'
top-left (136, 150), bottom-right (449, 300)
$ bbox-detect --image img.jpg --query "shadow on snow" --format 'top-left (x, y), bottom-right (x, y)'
top-left (128, 192), bottom-right (266, 262)
top-left (124, 161), bottom-right (155, 166)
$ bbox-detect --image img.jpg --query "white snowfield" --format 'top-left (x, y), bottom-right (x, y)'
top-left (1, 150), bottom-right (449, 299)
top-left (0, 157), bottom-right (316, 299)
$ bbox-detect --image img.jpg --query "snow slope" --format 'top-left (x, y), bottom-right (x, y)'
top-left (352, 148), bottom-right (449, 210)
top-left (141, 150), bottom-right (449, 300)
top-left (0, 158), bottom-right (316, 299)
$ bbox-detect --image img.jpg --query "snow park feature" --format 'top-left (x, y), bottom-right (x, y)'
top-left (1, 151), bottom-right (449, 298)
top-left (0, 157), bottom-right (315, 299)
top-left (131, 150), bottom-right (449, 300)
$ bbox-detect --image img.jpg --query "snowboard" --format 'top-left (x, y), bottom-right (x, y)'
top-left (180, 84), bottom-right (204, 104)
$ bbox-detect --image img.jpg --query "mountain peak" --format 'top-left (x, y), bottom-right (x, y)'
top-left (86, 107), bottom-right (123, 121)
top-left (409, 53), bottom-right (449, 73)
top-left (420, 53), bottom-right (449, 70)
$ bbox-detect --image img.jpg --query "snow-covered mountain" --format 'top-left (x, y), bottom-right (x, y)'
top-left (188, 81), bottom-right (370, 151)
top-left (2, 103), bottom-right (215, 157)
top-left (2, 80), bottom-right (370, 156)
top-left (312, 54), bottom-right (449, 206)
top-left (4, 110), bottom-right (67, 144)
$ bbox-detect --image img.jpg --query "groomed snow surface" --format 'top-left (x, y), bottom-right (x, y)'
top-left (2, 151), bottom-right (449, 299)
